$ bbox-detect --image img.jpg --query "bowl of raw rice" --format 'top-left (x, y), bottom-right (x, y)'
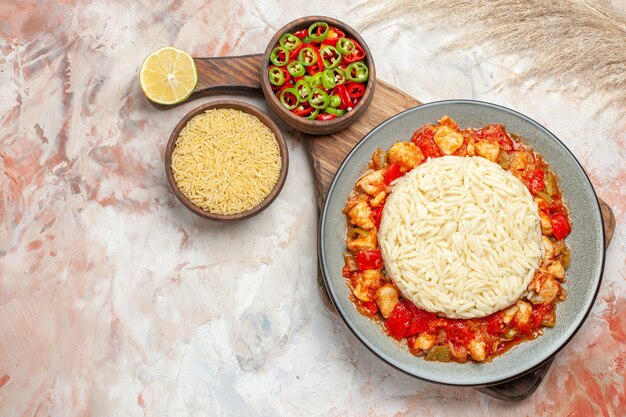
top-left (165, 100), bottom-right (289, 221)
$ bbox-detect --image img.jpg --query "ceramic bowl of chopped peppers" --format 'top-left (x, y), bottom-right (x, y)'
top-left (261, 16), bottom-right (376, 135)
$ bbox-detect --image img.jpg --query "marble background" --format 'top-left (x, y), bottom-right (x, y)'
top-left (1, 0), bottom-right (624, 416)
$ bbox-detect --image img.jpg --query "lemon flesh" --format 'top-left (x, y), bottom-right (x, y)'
top-left (139, 46), bottom-right (198, 105)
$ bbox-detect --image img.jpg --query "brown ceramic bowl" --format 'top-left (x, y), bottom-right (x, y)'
top-left (261, 16), bottom-right (376, 135)
top-left (164, 100), bottom-right (289, 221)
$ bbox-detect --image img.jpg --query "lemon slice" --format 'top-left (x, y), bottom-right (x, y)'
top-left (139, 46), bottom-right (198, 105)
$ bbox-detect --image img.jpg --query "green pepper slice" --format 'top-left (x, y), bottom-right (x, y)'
top-left (346, 62), bottom-right (369, 82)
top-left (295, 79), bottom-right (312, 101)
top-left (308, 88), bottom-right (330, 109)
top-left (268, 67), bottom-right (285, 86)
top-left (324, 107), bottom-right (346, 117)
top-left (279, 33), bottom-right (301, 51)
top-left (329, 67), bottom-right (345, 85)
top-left (298, 46), bottom-right (318, 67)
top-left (320, 45), bottom-right (342, 69)
top-left (279, 88), bottom-right (299, 110)
top-left (336, 38), bottom-right (356, 55)
top-left (308, 72), bottom-right (324, 89)
top-left (307, 108), bottom-right (320, 120)
top-left (270, 46), bottom-right (289, 66)
top-left (287, 60), bottom-right (305, 77)
top-left (308, 21), bottom-right (330, 42)
top-left (328, 94), bottom-right (341, 108)
top-left (322, 69), bottom-right (336, 90)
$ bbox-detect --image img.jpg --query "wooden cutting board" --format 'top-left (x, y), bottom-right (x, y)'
top-left (151, 54), bottom-right (616, 402)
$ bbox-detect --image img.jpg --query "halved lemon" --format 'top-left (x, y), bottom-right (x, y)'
top-left (139, 46), bottom-right (198, 105)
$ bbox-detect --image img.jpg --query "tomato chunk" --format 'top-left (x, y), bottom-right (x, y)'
top-left (386, 302), bottom-right (412, 339)
top-left (528, 170), bottom-right (545, 194)
top-left (356, 250), bottom-right (383, 271)
top-left (475, 124), bottom-right (514, 150)
top-left (445, 321), bottom-right (473, 345)
top-left (411, 125), bottom-right (440, 158)
top-left (486, 313), bottom-right (505, 335)
top-left (551, 213), bottom-right (571, 240)
top-left (384, 163), bottom-right (403, 185)
top-left (530, 303), bottom-right (552, 329)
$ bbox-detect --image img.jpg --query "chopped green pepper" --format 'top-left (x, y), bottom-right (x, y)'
top-left (536, 190), bottom-right (554, 204)
top-left (295, 79), bottom-right (312, 101)
top-left (270, 46), bottom-right (289, 67)
top-left (322, 69), bottom-right (336, 89)
top-left (287, 60), bottom-right (305, 77)
top-left (425, 346), bottom-right (451, 362)
top-left (308, 88), bottom-right (329, 109)
top-left (279, 87), bottom-right (299, 110)
top-left (279, 33), bottom-right (301, 51)
top-left (329, 67), bottom-right (345, 85)
top-left (346, 61), bottom-right (369, 82)
top-left (544, 171), bottom-right (556, 196)
top-left (308, 21), bottom-right (330, 42)
top-left (308, 72), bottom-right (324, 89)
top-left (268, 67), bottom-right (285, 86)
top-left (298, 46), bottom-right (318, 67)
top-left (324, 107), bottom-right (345, 116)
top-left (328, 94), bottom-right (341, 108)
top-left (307, 108), bottom-right (320, 120)
top-left (336, 38), bottom-right (356, 55)
top-left (320, 45), bottom-right (342, 69)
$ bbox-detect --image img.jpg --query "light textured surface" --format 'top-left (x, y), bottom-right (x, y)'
top-left (0, 1), bottom-right (624, 416)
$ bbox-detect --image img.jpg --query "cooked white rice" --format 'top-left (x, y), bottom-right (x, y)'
top-left (378, 156), bottom-right (543, 319)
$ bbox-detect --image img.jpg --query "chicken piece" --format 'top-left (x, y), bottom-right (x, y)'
top-left (343, 193), bottom-right (367, 215)
top-left (370, 191), bottom-right (386, 208)
top-left (475, 140), bottom-right (500, 162)
top-left (542, 236), bottom-right (556, 259)
top-left (448, 342), bottom-right (468, 361)
top-left (468, 339), bottom-right (486, 362)
top-left (388, 142), bottom-right (424, 173)
top-left (413, 332), bottom-right (436, 350)
top-left (375, 284), bottom-right (399, 318)
top-left (352, 270), bottom-right (382, 302)
top-left (465, 133), bottom-right (477, 156)
top-left (501, 305), bottom-right (519, 325)
top-left (438, 115), bottom-right (460, 130)
top-left (356, 170), bottom-right (385, 196)
top-left (538, 277), bottom-right (560, 303)
top-left (347, 230), bottom-right (377, 253)
top-left (539, 212), bottom-right (553, 235)
top-left (514, 300), bottom-right (532, 326)
top-left (546, 261), bottom-right (565, 280)
top-left (434, 125), bottom-right (464, 155)
top-left (509, 150), bottom-right (531, 173)
top-left (348, 201), bottom-right (375, 230)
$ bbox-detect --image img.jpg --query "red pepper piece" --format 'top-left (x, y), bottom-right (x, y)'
top-left (343, 39), bottom-right (366, 63)
top-left (356, 250), bottom-right (383, 271)
top-left (316, 113), bottom-right (337, 121)
top-left (292, 105), bottom-right (313, 117)
top-left (346, 82), bottom-right (366, 98)
top-left (293, 29), bottom-right (309, 39)
top-left (289, 42), bottom-right (305, 60)
top-left (384, 163), bottom-right (402, 185)
top-left (486, 313), bottom-right (505, 335)
top-left (275, 81), bottom-right (294, 96)
top-left (550, 212), bottom-right (571, 240)
top-left (305, 45), bottom-right (324, 75)
top-left (321, 27), bottom-right (346, 46)
top-left (528, 169), bottom-right (545, 194)
top-left (404, 302), bottom-right (436, 336)
top-left (476, 124), bottom-right (515, 151)
top-left (411, 125), bottom-right (441, 158)
top-left (333, 84), bottom-right (351, 109)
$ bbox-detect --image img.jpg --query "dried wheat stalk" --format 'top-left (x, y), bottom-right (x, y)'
top-left (359, 0), bottom-right (626, 113)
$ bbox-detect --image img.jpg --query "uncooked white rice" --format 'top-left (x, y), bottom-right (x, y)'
top-left (378, 156), bottom-right (542, 319)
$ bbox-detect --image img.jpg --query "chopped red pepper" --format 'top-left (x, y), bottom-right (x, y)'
top-left (293, 29), bottom-right (308, 39)
top-left (529, 169), bottom-right (545, 194)
top-left (322, 27), bottom-right (345, 46)
top-left (384, 163), bottom-right (402, 185)
top-left (346, 82), bottom-right (366, 98)
top-left (343, 39), bottom-right (366, 63)
top-left (289, 42), bottom-right (305, 60)
top-left (292, 105), bottom-right (313, 117)
top-left (316, 113), bottom-right (337, 121)
top-left (356, 250), bottom-right (383, 271)
top-left (551, 212), bottom-right (571, 240)
top-left (385, 302), bottom-right (412, 339)
top-left (405, 302), bottom-right (436, 336)
top-left (333, 84), bottom-right (351, 109)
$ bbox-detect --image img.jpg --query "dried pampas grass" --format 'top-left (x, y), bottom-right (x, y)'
top-left (359, 0), bottom-right (626, 113)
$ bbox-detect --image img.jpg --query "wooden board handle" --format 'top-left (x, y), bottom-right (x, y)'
top-left (149, 54), bottom-right (264, 110)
